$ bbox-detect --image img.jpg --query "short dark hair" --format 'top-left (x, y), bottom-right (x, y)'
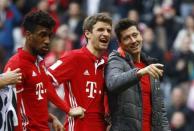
top-left (22, 10), bottom-right (55, 33)
top-left (83, 13), bottom-right (112, 32)
top-left (115, 18), bottom-right (138, 42)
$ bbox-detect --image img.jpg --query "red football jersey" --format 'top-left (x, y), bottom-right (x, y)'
top-left (134, 62), bottom-right (151, 131)
top-left (4, 48), bottom-right (69, 131)
top-left (48, 47), bottom-right (107, 131)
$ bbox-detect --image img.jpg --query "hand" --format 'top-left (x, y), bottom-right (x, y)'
top-left (106, 124), bottom-right (111, 131)
top-left (68, 106), bottom-right (86, 118)
top-left (52, 117), bottom-right (65, 131)
top-left (105, 113), bottom-right (111, 127)
top-left (137, 63), bottom-right (164, 79)
top-left (1, 68), bottom-right (22, 86)
top-left (49, 113), bottom-right (65, 131)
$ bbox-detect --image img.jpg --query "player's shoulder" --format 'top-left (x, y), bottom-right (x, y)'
top-left (61, 48), bottom-right (86, 60)
top-left (5, 53), bottom-right (20, 70)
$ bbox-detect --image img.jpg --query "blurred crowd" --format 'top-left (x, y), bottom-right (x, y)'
top-left (0, 0), bottom-right (194, 130)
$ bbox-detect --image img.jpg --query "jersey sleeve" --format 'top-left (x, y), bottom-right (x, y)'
top-left (48, 53), bottom-right (77, 85)
top-left (4, 59), bottom-right (17, 72)
top-left (46, 78), bottom-right (70, 113)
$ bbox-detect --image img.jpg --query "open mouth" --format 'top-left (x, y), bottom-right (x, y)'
top-left (99, 38), bottom-right (109, 43)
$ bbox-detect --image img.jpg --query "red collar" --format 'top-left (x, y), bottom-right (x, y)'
top-left (81, 47), bottom-right (107, 63)
top-left (117, 47), bottom-right (126, 58)
top-left (18, 48), bottom-right (37, 63)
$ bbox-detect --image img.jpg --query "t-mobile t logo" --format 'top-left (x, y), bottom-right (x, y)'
top-left (36, 82), bottom-right (46, 100)
top-left (86, 81), bottom-right (97, 98)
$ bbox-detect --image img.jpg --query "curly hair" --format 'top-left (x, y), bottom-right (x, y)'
top-left (22, 10), bottom-right (55, 33)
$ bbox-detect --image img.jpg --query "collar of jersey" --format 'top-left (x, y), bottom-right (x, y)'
top-left (18, 48), bottom-right (37, 63)
top-left (82, 46), bottom-right (104, 62)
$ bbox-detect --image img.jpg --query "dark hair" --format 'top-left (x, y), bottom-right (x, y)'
top-left (115, 18), bottom-right (138, 42)
top-left (22, 10), bottom-right (55, 32)
top-left (83, 13), bottom-right (112, 32)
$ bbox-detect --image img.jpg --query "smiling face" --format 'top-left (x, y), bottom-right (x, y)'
top-left (120, 26), bottom-right (143, 56)
top-left (85, 21), bottom-right (112, 52)
top-left (27, 25), bottom-right (54, 56)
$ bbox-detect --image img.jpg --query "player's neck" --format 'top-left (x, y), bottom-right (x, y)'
top-left (86, 44), bottom-right (104, 58)
top-left (132, 53), bottom-right (141, 63)
top-left (23, 43), bottom-right (37, 57)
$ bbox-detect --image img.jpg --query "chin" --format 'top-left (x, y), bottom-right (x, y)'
top-left (100, 47), bottom-right (108, 51)
top-left (39, 52), bottom-right (48, 57)
top-left (100, 45), bottom-right (108, 50)
top-left (131, 51), bottom-right (140, 55)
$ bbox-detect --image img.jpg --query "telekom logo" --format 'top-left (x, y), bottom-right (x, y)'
top-left (86, 81), bottom-right (101, 98)
top-left (36, 82), bottom-right (46, 100)
top-left (86, 81), bottom-right (96, 98)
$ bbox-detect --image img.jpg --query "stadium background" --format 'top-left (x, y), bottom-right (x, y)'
top-left (0, 0), bottom-right (194, 130)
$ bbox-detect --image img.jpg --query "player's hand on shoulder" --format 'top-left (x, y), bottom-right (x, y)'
top-left (1, 68), bottom-right (22, 86)
top-left (68, 106), bottom-right (86, 118)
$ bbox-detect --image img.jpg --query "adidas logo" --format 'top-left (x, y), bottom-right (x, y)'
top-left (83, 70), bottom-right (90, 76)
top-left (32, 71), bottom-right (37, 77)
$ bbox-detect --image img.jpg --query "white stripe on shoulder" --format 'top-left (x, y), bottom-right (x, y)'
top-left (49, 60), bottom-right (63, 70)
top-left (47, 71), bottom-right (59, 86)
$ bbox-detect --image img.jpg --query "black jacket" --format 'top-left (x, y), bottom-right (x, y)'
top-left (105, 50), bottom-right (171, 131)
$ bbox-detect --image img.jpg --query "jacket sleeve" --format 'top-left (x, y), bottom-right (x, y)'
top-left (160, 90), bottom-right (171, 131)
top-left (104, 89), bottom-right (109, 115)
top-left (105, 56), bottom-right (140, 94)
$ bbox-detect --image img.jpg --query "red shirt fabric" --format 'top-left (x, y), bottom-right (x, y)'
top-left (134, 62), bottom-right (151, 131)
top-left (4, 48), bottom-right (69, 131)
top-left (48, 47), bottom-right (108, 131)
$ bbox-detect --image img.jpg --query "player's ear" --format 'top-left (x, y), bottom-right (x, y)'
top-left (25, 31), bottom-right (32, 40)
top-left (84, 30), bottom-right (91, 39)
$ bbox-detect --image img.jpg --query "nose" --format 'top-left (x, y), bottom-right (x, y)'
top-left (44, 36), bottom-right (50, 45)
top-left (103, 29), bottom-right (111, 36)
top-left (130, 37), bottom-right (136, 43)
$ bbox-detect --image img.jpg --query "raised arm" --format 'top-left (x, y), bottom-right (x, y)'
top-left (105, 56), bottom-right (140, 93)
